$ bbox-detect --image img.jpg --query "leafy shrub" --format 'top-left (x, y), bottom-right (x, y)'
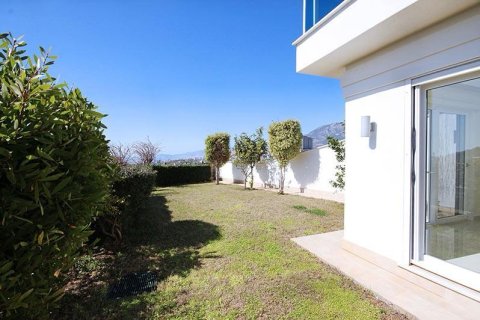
top-left (0, 34), bottom-right (111, 318)
top-left (93, 165), bottom-right (156, 243)
top-left (92, 191), bottom-right (124, 243)
top-left (73, 254), bottom-right (104, 275)
top-left (114, 164), bottom-right (156, 210)
top-left (327, 136), bottom-right (345, 190)
top-left (153, 165), bottom-right (211, 186)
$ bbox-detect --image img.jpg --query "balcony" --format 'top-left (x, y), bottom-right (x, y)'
top-left (294, 0), bottom-right (478, 77)
top-left (303, 0), bottom-right (345, 33)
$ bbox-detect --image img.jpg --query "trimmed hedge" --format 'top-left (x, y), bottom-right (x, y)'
top-left (153, 165), bottom-right (211, 186)
top-left (94, 165), bottom-right (156, 242)
top-left (114, 165), bottom-right (157, 210)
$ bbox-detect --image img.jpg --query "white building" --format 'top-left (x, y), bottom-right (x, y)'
top-left (294, 0), bottom-right (480, 311)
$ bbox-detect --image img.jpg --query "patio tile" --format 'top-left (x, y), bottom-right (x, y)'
top-left (292, 230), bottom-right (480, 320)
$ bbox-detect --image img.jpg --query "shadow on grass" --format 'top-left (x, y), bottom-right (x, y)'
top-left (55, 192), bottom-right (221, 320)
top-left (125, 193), bottom-right (221, 250)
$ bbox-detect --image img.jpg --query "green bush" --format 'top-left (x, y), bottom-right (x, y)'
top-left (0, 34), bottom-right (111, 318)
top-left (114, 164), bottom-right (156, 210)
top-left (153, 165), bottom-right (211, 186)
top-left (327, 136), bottom-right (345, 190)
top-left (93, 165), bottom-right (156, 242)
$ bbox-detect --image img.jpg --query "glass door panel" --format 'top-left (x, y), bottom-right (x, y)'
top-left (425, 77), bottom-right (480, 274)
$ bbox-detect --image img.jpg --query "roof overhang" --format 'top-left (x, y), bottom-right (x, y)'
top-left (294, 0), bottom-right (479, 78)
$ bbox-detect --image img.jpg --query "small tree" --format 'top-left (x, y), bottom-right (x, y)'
top-left (110, 142), bottom-right (132, 166)
top-left (232, 138), bottom-right (250, 189)
top-left (268, 120), bottom-right (302, 194)
top-left (205, 133), bottom-right (230, 185)
top-left (233, 128), bottom-right (267, 189)
top-left (327, 136), bottom-right (345, 190)
top-left (133, 137), bottom-right (161, 165)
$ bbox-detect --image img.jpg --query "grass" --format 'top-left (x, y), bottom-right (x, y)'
top-left (55, 183), bottom-right (407, 320)
top-left (292, 204), bottom-right (327, 216)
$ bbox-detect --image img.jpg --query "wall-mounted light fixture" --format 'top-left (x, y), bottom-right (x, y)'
top-left (360, 115), bottom-right (374, 137)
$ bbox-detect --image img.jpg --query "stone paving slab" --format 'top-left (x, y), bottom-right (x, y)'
top-left (292, 230), bottom-right (480, 320)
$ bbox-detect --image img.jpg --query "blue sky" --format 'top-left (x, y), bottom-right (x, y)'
top-left (2, 1), bottom-right (344, 154)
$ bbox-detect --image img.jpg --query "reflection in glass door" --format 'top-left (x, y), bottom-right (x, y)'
top-left (425, 76), bottom-right (480, 275)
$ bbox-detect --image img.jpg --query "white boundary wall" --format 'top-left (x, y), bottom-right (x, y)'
top-left (220, 144), bottom-right (344, 203)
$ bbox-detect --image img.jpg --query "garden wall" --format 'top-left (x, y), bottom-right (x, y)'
top-left (219, 144), bottom-right (344, 202)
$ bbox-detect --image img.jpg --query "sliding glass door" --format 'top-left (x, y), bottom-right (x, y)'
top-left (415, 73), bottom-right (480, 290)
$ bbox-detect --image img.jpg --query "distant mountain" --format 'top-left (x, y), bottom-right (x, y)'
top-left (157, 150), bottom-right (204, 161)
top-left (157, 123), bottom-right (344, 160)
top-left (305, 122), bottom-right (345, 148)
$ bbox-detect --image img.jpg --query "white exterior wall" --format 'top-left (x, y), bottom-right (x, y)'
top-left (341, 6), bottom-right (480, 264)
top-left (344, 84), bottom-right (411, 263)
top-left (220, 145), bottom-right (343, 201)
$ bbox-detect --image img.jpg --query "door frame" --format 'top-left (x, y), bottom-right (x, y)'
top-left (411, 69), bottom-right (480, 292)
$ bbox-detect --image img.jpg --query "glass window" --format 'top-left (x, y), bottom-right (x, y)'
top-left (304, 0), bottom-right (345, 32)
top-left (425, 77), bottom-right (480, 274)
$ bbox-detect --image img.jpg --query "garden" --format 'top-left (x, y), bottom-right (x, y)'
top-left (55, 184), bottom-right (406, 319)
top-left (0, 34), bottom-right (405, 319)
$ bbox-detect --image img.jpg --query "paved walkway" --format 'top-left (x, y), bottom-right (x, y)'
top-left (292, 230), bottom-right (480, 320)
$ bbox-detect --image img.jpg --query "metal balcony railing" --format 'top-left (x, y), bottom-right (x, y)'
top-left (303, 0), bottom-right (345, 33)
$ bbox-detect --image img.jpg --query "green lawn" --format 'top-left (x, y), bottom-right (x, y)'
top-left (56, 183), bottom-right (406, 319)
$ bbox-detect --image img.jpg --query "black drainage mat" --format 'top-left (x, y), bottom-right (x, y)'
top-left (107, 271), bottom-right (158, 299)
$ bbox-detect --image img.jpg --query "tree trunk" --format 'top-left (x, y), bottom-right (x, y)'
top-left (249, 165), bottom-right (254, 189)
top-left (215, 166), bottom-right (220, 185)
top-left (279, 166), bottom-right (285, 194)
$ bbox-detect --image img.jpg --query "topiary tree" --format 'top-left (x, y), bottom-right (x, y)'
top-left (0, 33), bottom-right (111, 319)
top-left (233, 128), bottom-right (267, 189)
top-left (268, 120), bottom-right (302, 194)
top-left (205, 133), bottom-right (230, 185)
